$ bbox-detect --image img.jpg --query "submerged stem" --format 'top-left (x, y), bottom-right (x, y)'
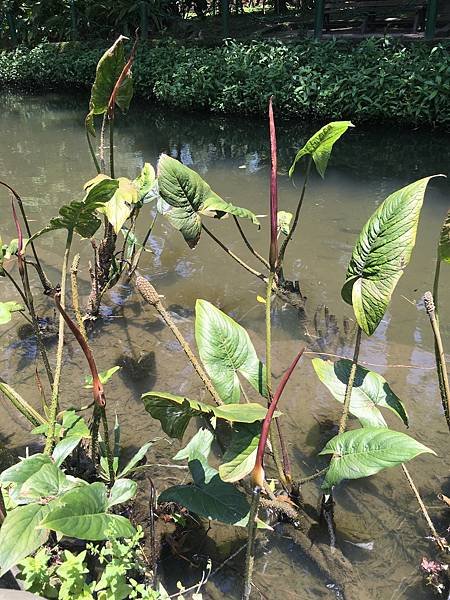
top-left (44, 230), bottom-right (73, 454)
top-left (402, 464), bottom-right (446, 552)
top-left (242, 485), bottom-right (261, 600)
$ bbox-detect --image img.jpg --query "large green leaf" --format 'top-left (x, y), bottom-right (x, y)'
top-left (86, 36), bottom-right (133, 135)
top-left (30, 178), bottom-right (119, 241)
top-left (159, 459), bottom-right (250, 525)
top-left (319, 428), bottom-right (435, 489)
top-left (107, 478), bottom-right (137, 508)
top-left (41, 482), bottom-right (136, 540)
top-left (312, 358), bottom-right (408, 428)
top-left (289, 121), bottom-right (354, 178)
top-left (219, 422), bottom-right (260, 483)
top-left (341, 177), bottom-right (435, 336)
top-left (0, 503), bottom-right (52, 577)
top-left (0, 301), bottom-right (23, 325)
top-left (173, 427), bottom-right (214, 462)
top-left (20, 463), bottom-right (77, 500)
top-left (438, 209), bottom-right (450, 263)
top-left (157, 154), bottom-right (259, 248)
top-left (195, 300), bottom-right (266, 403)
top-left (97, 177), bottom-right (139, 234)
top-left (52, 411), bottom-right (91, 467)
top-left (0, 454), bottom-right (53, 503)
top-left (142, 391), bottom-right (271, 439)
top-left (134, 163), bottom-right (156, 202)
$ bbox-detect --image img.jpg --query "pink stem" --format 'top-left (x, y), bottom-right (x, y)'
top-left (253, 347), bottom-right (305, 486)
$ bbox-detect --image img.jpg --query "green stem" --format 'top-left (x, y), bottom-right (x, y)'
top-left (424, 291), bottom-right (450, 432)
top-left (202, 224), bottom-right (267, 283)
top-left (109, 117), bottom-right (115, 178)
top-left (265, 271), bottom-right (288, 487)
top-left (70, 254), bottom-right (88, 343)
top-left (233, 216), bottom-right (270, 269)
top-left (0, 377), bottom-right (46, 427)
top-left (101, 406), bottom-right (115, 484)
top-left (433, 255), bottom-right (440, 318)
top-left (85, 128), bottom-right (101, 174)
top-left (338, 326), bottom-right (362, 434)
top-left (44, 230), bottom-right (73, 454)
top-left (129, 212), bottom-right (158, 277)
top-left (242, 485), bottom-right (261, 600)
top-left (277, 157), bottom-right (312, 274)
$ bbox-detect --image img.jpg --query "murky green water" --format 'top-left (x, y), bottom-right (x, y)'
top-left (0, 92), bottom-right (449, 599)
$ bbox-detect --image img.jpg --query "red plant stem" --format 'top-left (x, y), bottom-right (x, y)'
top-left (268, 96), bottom-right (278, 272)
top-left (107, 36), bottom-right (138, 119)
top-left (53, 293), bottom-right (106, 407)
top-left (253, 347), bottom-right (305, 486)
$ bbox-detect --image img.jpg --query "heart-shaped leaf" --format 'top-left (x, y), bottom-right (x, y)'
top-left (20, 463), bottom-right (78, 500)
top-left (173, 427), bottom-right (214, 462)
top-left (0, 301), bottom-right (23, 325)
top-left (289, 121), bottom-right (354, 178)
top-left (41, 482), bottom-right (136, 540)
top-left (30, 178), bottom-right (119, 241)
top-left (97, 177), bottom-right (139, 234)
top-left (157, 154), bottom-right (259, 248)
top-left (319, 428), bottom-right (435, 489)
top-left (341, 177), bottom-right (437, 336)
top-left (52, 411), bottom-right (91, 467)
top-left (195, 299), bottom-right (266, 403)
top-left (134, 163), bottom-right (156, 202)
top-left (142, 391), bottom-right (271, 439)
top-left (86, 36), bottom-right (133, 135)
top-left (312, 358), bottom-right (408, 428)
top-left (219, 422), bottom-right (260, 483)
top-left (438, 209), bottom-right (450, 263)
top-left (107, 478), bottom-right (137, 508)
top-left (0, 454), bottom-right (53, 503)
top-left (159, 459), bottom-right (250, 525)
top-left (0, 503), bottom-right (52, 577)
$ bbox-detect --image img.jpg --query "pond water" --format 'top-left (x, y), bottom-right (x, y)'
top-left (0, 92), bottom-right (449, 599)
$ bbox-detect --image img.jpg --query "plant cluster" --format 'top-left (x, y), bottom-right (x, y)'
top-left (0, 35), bottom-right (449, 599)
top-left (0, 37), bottom-right (449, 126)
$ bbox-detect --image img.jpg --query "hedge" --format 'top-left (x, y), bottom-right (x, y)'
top-left (0, 37), bottom-right (449, 126)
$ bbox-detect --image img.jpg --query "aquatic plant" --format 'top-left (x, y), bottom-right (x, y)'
top-left (0, 34), bottom-right (448, 600)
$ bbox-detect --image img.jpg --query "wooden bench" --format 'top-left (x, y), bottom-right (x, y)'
top-left (323, 0), bottom-right (427, 33)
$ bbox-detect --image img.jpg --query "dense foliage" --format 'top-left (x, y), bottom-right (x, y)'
top-left (0, 37), bottom-right (449, 126)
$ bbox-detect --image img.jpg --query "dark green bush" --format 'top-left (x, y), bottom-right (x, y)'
top-left (0, 37), bottom-right (449, 126)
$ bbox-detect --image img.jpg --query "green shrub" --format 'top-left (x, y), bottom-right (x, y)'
top-left (0, 37), bottom-right (449, 126)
